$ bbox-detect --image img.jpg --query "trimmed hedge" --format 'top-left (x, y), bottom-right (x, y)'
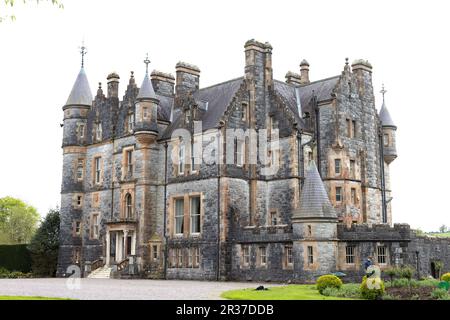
top-left (316, 275), bottom-right (343, 294)
top-left (0, 244), bottom-right (32, 272)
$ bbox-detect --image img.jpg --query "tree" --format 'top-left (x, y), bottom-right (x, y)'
top-left (28, 208), bottom-right (60, 277)
top-left (439, 225), bottom-right (448, 233)
top-left (1, 0), bottom-right (63, 22)
top-left (0, 196), bottom-right (40, 244)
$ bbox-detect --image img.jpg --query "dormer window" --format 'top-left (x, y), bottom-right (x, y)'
top-left (179, 138), bottom-right (185, 175)
top-left (95, 123), bottom-right (102, 141)
top-left (241, 103), bottom-right (248, 121)
top-left (127, 113), bottom-right (134, 133)
top-left (185, 110), bottom-right (191, 124)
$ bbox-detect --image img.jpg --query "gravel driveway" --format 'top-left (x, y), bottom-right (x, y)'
top-left (0, 278), bottom-right (276, 300)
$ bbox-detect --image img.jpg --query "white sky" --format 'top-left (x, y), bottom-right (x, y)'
top-left (0, 0), bottom-right (448, 231)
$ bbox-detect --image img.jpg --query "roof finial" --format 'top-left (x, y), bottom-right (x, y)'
top-left (345, 57), bottom-right (349, 65)
top-left (380, 83), bottom-right (387, 103)
top-left (79, 41), bottom-right (87, 68)
top-left (144, 53), bottom-right (151, 74)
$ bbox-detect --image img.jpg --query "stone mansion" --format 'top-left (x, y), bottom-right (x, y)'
top-left (57, 39), bottom-right (450, 281)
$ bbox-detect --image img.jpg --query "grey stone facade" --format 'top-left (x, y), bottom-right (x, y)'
top-left (57, 39), bottom-right (450, 282)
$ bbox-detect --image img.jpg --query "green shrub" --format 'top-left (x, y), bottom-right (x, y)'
top-left (441, 273), bottom-right (450, 282)
top-left (321, 287), bottom-right (340, 297)
top-left (390, 278), bottom-right (410, 288)
top-left (381, 294), bottom-right (395, 300)
top-left (399, 265), bottom-right (415, 280)
top-left (431, 288), bottom-right (450, 300)
top-left (384, 267), bottom-right (400, 282)
top-left (316, 275), bottom-right (343, 294)
top-left (0, 244), bottom-right (32, 273)
top-left (360, 276), bottom-right (385, 300)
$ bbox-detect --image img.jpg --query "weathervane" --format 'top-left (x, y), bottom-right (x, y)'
top-left (380, 83), bottom-right (387, 103)
top-left (144, 53), bottom-right (151, 74)
top-left (79, 41), bottom-right (87, 68)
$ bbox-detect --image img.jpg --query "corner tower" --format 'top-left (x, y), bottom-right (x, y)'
top-left (57, 46), bottom-right (93, 276)
top-left (292, 161), bottom-right (338, 281)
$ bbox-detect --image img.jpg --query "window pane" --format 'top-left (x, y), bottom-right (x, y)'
top-left (175, 199), bottom-right (184, 234)
top-left (190, 196), bottom-right (201, 233)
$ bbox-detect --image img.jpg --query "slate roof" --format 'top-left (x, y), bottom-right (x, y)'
top-left (379, 101), bottom-right (396, 128)
top-left (156, 94), bottom-right (173, 122)
top-left (161, 75), bottom-right (340, 140)
top-left (161, 77), bottom-right (244, 139)
top-left (294, 161), bottom-right (337, 219)
top-left (65, 68), bottom-right (93, 106)
top-left (137, 73), bottom-right (158, 100)
top-left (274, 76), bottom-right (339, 122)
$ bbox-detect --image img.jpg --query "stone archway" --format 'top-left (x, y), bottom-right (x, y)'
top-left (430, 261), bottom-right (437, 279)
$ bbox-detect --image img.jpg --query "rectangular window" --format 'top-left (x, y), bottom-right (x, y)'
top-left (190, 196), bottom-right (201, 234)
top-left (335, 187), bottom-right (342, 202)
top-left (127, 114), bottom-right (134, 133)
top-left (335, 159), bottom-right (341, 174)
top-left (346, 246), bottom-right (355, 264)
top-left (384, 133), bottom-right (389, 147)
top-left (242, 103), bottom-right (248, 121)
top-left (74, 221), bottom-right (81, 236)
top-left (179, 141), bottom-right (185, 175)
top-left (143, 107), bottom-right (148, 119)
top-left (269, 210), bottom-right (278, 226)
top-left (346, 119), bottom-right (351, 137)
top-left (307, 225), bottom-right (312, 237)
top-left (285, 245), bottom-right (293, 267)
top-left (94, 157), bottom-right (101, 184)
top-left (152, 245), bottom-right (159, 261)
top-left (174, 199), bottom-right (184, 235)
top-left (78, 124), bottom-right (85, 139)
top-left (242, 245), bottom-right (250, 267)
top-left (351, 188), bottom-right (357, 205)
top-left (350, 160), bottom-right (355, 178)
top-left (377, 246), bottom-right (387, 264)
top-left (352, 120), bottom-right (357, 138)
top-left (76, 159), bottom-right (84, 180)
top-left (76, 195), bottom-right (82, 206)
top-left (259, 247), bottom-right (267, 266)
top-left (91, 213), bottom-right (99, 239)
top-left (126, 150), bottom-right (133, 176)
top-left (307, 246), bottom-right (314, 265)
top-left (236, 140), bottom-right (244, 167)
top-left (308, 151), bottom-right (313, 163)
top-left (95, 123), bottom-right (102, 141)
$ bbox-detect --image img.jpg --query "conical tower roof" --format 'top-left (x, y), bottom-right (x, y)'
top-left (294, 161), bottom-right (337, 219)
top-left (137, 72), bottom-right (158, 101)
top-left (379, 101), bottom-right (396, 128)
top-left (65, 68), bottom-right (93, 107)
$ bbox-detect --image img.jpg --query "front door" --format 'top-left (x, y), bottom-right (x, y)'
top-left (126, 235), bottom-right (132, 256)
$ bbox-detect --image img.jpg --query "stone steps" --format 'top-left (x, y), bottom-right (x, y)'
top-left (87, 266), bottom-right (112, 279)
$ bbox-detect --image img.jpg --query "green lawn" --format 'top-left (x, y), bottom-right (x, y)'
top-left (427, 232), bottom-right (450, 238)
top-left (221, 284), bottom-right (355, 300)
top-left (0, 296), bottom-right (72, 300)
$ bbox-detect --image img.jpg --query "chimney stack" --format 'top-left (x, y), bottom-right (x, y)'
top-left (244, 39), bottom-right (273, 88)
top-left (106, 72), bottom-right (120, 98)
top-left (175, 62), bottom-right (200, 96)
top-left (285, 71), bottom-right (302, 85)
top-left (151, 70), bottom-right (175, 96)
top-left (300, 59), bottom-right (310, 85)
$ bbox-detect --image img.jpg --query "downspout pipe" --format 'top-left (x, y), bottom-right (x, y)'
top-left (163, 141), bottom-right (169, 278)
top-left (378, 122), bottom-right (387, 223)
top-left (313, 94), bottom-right (321, 177)
top-left (216, 126), bottom-right (222, 281)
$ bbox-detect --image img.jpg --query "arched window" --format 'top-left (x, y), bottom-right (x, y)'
top-left (125, 193), bottom-right (133, 219)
